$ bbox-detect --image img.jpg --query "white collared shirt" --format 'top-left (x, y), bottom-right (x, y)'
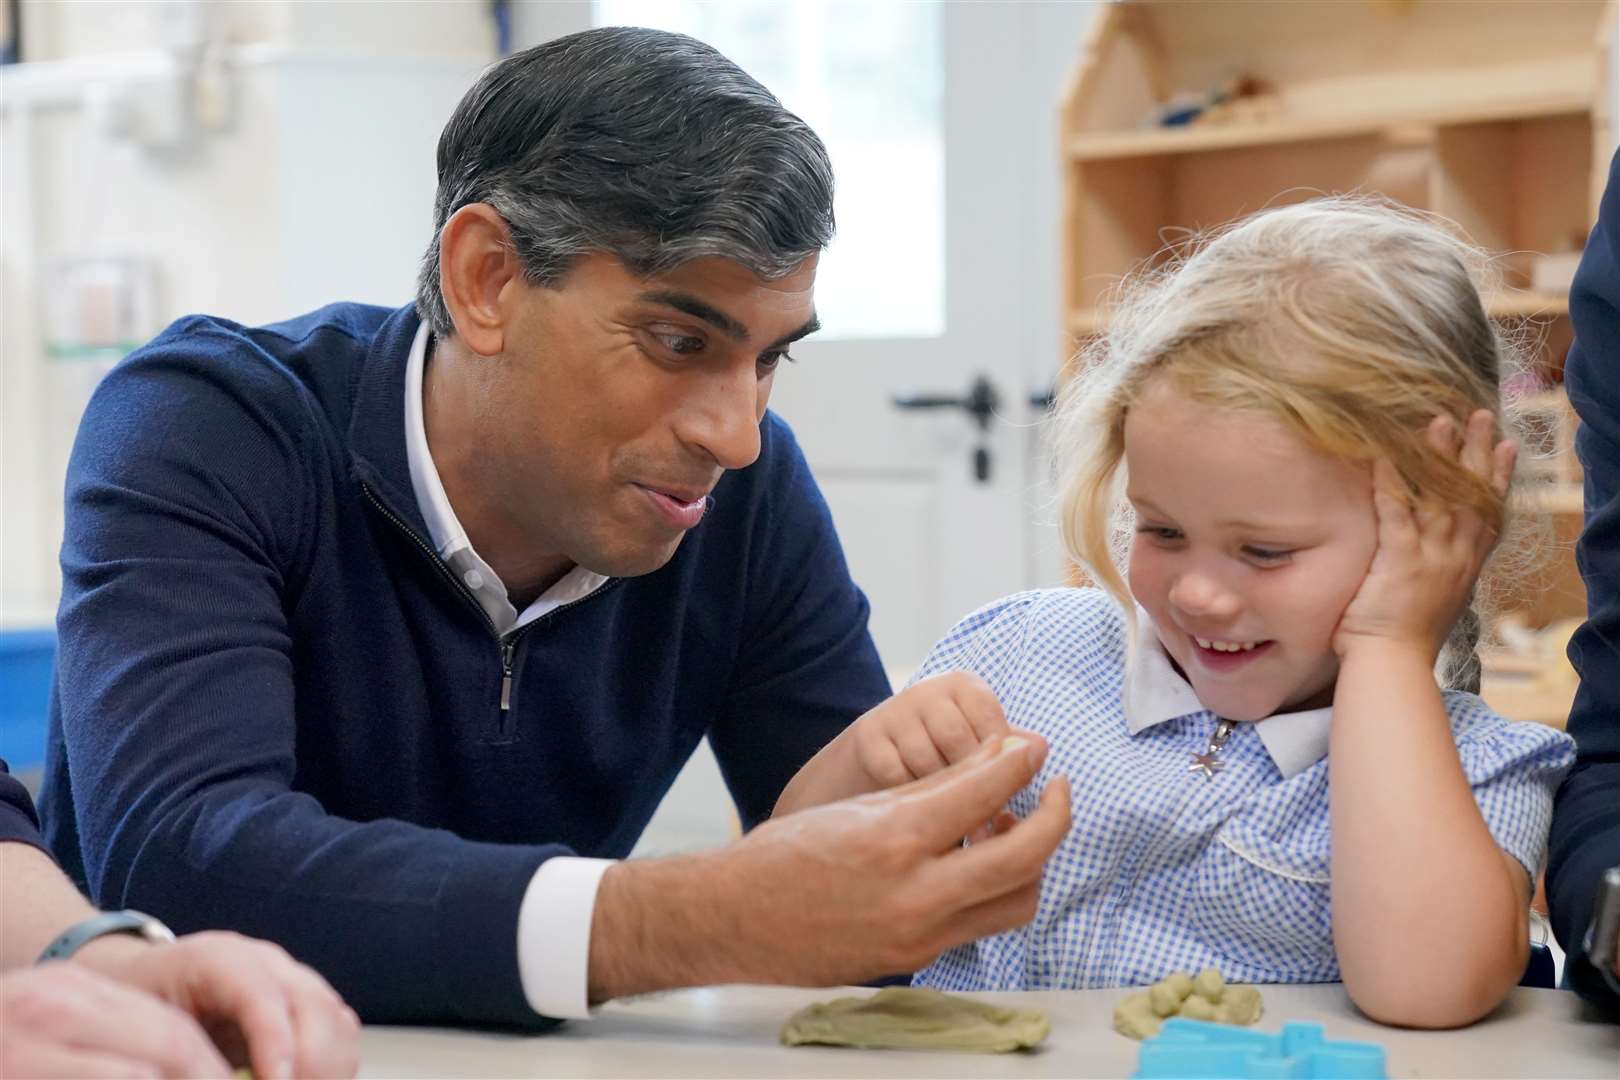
top-left (404, 323), bottom-right (610, 1019)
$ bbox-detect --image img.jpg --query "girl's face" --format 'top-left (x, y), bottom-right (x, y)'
top-left (1124, 381), bottom-right (1379, 722)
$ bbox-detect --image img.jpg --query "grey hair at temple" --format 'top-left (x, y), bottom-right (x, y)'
top-left (415, 26), bottom-right (836, 338)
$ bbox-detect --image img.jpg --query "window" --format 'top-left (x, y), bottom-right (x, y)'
top-left (594, 0), bottom-right (944, 339)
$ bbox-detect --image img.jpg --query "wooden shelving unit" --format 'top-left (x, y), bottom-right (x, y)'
top-left (1057, 0), bottom-right (1616, 720)
top-left (1060, 1), bottom-right (1612, 334)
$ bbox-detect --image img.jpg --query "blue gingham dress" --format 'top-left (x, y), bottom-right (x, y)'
top-left (911, 588), bottom-right (1577, 991)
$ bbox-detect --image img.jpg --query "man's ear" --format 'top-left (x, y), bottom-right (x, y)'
top-left (438, 204), bottom-right (522, 357)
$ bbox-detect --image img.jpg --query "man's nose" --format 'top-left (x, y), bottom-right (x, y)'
top-left (1169, 571), bottom-right (1242, 621)
top-left (680, 365), bottom-right (763, 471)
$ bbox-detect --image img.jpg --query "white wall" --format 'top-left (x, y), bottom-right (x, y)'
top-left (15, 0), bottom-right (500, 60)
top-left (0, 2), bottom-right (506, 622)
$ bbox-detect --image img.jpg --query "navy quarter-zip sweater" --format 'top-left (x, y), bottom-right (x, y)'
top-left (1558, 146), bottom-right (1620, 1013)
top-left (40, 302), bottom-right (890, 1026)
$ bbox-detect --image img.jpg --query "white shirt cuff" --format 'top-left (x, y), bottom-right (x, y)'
top-left (516, 856), bottom-right (615, 1020)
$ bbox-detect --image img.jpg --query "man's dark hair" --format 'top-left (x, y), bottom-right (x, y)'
top-left (415, 26), bottom-right (835, 336)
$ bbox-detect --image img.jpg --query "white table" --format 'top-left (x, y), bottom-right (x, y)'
top-left (358, 985), bottom-right (1620, 1078)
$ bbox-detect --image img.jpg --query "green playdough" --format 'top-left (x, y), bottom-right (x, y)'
top-left (1112, 968), bottom-right (1263, 1040)
top-left (781, 986), bottom-right (1050, 1052)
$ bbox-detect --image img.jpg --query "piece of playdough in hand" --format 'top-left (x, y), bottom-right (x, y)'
top-left (780, 986), bottom-right (1049, 1052)
top-left (1112, 969), bottom-right (1265, 1040)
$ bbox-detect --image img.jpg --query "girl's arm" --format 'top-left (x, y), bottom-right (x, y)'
top-left (1330, 412), bottom-right (1526, 1028)
top-left (1330, 642), bottom-right (1530, 1027)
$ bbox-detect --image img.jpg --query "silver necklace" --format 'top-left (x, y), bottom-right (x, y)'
top-left (1188, 719), bottom-right (1237, 779)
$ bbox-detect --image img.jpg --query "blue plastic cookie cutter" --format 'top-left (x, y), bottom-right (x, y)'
top-left (1133, 1018), bottom-right (1388, 1079)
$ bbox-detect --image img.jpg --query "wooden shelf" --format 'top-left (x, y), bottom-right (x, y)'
top-left (1484, 291), bottom-right (1570, 319)
top-left (1069, 293), bottom-right (1566, 336)
top-left (1060, 2), bottom-right (1611, 320)
top-left (1526, 483), bottom-right (1585, 517)
top-left (1068, 97), bottom-right (1591, 163)
top-left (1067, 308), bottom-right (1106, 336)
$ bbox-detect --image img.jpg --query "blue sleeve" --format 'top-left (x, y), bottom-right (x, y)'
top-left (49, 325), bottom-right (555, 1026)
top-left (1557, 145), bottom-right (1620, 1012)
top-left (707, 414), bottom-right (891, 828)
top-left (1444, 697), bottom-right (1575, 882)
top-left (0, 758), bottom-right (44, 851)
top-left (909, 591), bottom-right (1052, 692)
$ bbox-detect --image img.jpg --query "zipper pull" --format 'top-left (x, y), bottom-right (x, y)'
top-left (500, 640), bottom-right (515, 712)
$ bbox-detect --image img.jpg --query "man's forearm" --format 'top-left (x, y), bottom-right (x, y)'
top-left (0, 842), bottom-right (101, 969)
top-left (588, 853), bottom-right (735, 1003)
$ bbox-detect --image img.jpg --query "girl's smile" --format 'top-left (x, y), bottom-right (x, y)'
top-left (1189, 637), bottom-right (1276, 672)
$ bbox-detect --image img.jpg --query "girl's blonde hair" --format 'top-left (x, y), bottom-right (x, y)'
top-left (1053, 196), bottom-right (1536, 692)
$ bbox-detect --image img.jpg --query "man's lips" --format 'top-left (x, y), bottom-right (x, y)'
top-left (638, 481), bottom-right (711, 505)
top-left (635, 483), bottom-right (713, 530)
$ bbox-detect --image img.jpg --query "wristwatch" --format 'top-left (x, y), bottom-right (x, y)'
top-left (36, 909), bottom-right (177, 963)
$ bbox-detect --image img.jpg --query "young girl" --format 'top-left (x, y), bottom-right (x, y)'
top-left (775, 198), bottom-right (1576, 1028)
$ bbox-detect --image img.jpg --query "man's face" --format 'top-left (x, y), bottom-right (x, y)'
top-left (1124, 380), bottom-right (1379, 721)
top-left (477, 252), bottom-right (819, 578)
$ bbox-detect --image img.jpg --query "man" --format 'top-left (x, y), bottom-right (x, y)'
top-left (41, 27), bottom-right (1069, 1027)
top-left (1554, 144), bottom-right (1620, 1015)
top-left (2, 762), bottom-right (358, 1077)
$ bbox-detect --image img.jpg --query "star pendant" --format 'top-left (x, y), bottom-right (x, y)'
top-left (1188, 751), bottom-right (1225, 779)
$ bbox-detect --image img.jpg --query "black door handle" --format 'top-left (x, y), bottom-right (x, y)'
top-left (891, 375), bottom-right (1004, 482)
top-left (891, 375), bottom-right (1001, 432)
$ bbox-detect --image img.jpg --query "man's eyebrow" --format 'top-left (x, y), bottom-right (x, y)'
top-left (768, 316), bottom-right (820, 351)
top-left (639, 290), bottom-right (820, 351)
top-left (639, 291), bottom-right (750, 341)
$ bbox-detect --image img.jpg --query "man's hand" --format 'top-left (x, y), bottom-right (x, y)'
top-left (774, 671), bottom-right (1015, 816)
top-left (589, 733), bottom-right (1071, 1000)
top-left (1, 962), bottom-right (235, 1079)
top-left (73, 931), bottom-right (360, 1079)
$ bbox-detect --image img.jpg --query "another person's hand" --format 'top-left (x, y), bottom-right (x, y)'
top-left (1335, 409), bottom-right (1516, 662)
top-left (774, 671), bottom-right (1017, 815)
top-left (1, 962), bottom-right (234, 1079)
top-left (72, 931), bottom-right (360, 1079)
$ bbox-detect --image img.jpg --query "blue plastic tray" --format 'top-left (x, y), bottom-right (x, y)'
top-left (1133, 1018), bottom-right (1387, 1079)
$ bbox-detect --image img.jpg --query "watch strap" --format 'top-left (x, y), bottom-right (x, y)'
top-left (37, 909), bottom-right (176, 963)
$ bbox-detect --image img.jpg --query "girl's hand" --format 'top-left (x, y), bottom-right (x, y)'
top-left (773, 671), bottom-right (1018, 816)
top-left (1334, 409), bottom-right (1516, 663)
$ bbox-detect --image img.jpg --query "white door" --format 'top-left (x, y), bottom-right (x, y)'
top-left (771, 2), bottom-right (1095, 676)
